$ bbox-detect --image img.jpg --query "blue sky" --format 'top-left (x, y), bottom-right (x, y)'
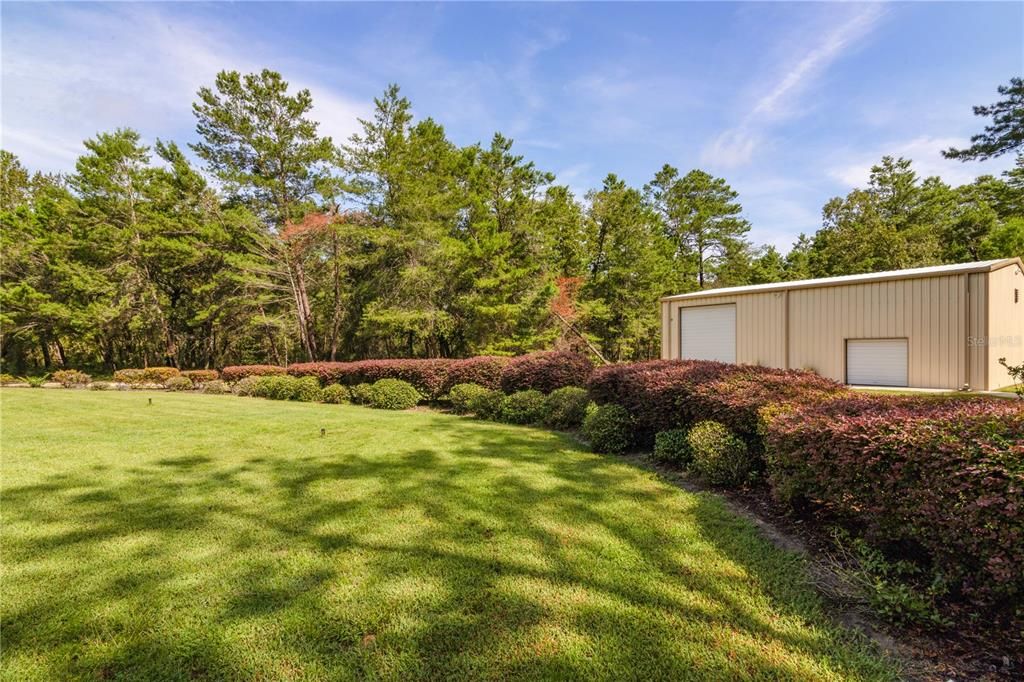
top-left (2, 2), bottom-right (1021, 252)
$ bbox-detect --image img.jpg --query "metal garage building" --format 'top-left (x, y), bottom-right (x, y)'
top-left (660, 258), bottom-right (1024, 391)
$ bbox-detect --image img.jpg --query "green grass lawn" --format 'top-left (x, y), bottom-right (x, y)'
top-left (1, 390), bottom-right (896, 681)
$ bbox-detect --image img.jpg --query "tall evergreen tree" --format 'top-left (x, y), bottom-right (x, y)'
top-left (944, 77), bottom-right (1024, 161)
top-left (581, 174), bottom-right (674, 361)
top-left (645, 165), bottom-right (751, 288)
top-left (192, 69), bottom-right (336, 360)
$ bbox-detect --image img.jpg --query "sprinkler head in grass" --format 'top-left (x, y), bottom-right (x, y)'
top-left (320, 428), bottom-right (326, 438)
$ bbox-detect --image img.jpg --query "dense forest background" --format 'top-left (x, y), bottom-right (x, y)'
top-left (2, 71), bottom-right (1022, 372)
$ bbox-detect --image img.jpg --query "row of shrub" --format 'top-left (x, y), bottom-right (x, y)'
top-left (231, 374), bottom-right (424, 410)
top-left (584, 359), bottom-right (1024, 612)
top-left (444, 383), bottom-right (593, 429)
top-left (109, 367), bottom-right (221, 385)
top-left (224, 351), bottom-right (593, 400)
top-left (586, 360), bottom-right (845, 448)
top-left (9, 351), bottom-right (594, 401)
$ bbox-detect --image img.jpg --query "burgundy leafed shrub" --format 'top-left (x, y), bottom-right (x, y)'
top-left (288, 359), bottom-right (456, 399)
top-left (442, 356), bottom-right (508, 392)
top-left (288, 356), bottom-right (510, 399)
top-left (587, 360), bottom-right (846, 446)
top-left (761, 395), bottom-right (1024, 606)
top-left (182, 369), bottom-right (219, 384)
top-left (221, 365), bottom-right (286, 382)
top-left (586, 360), bottom-right (737, 442)
top-left (689, 367), bottom-right (847, 446)
top-left (499, 351), bottom-right (593, 394)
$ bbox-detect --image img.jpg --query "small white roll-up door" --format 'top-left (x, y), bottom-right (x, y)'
top-left (846, 339), bottom-right (908, 386)
top-left (680, 304), bottom-right (736, 364)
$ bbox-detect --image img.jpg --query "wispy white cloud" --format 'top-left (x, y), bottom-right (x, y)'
top-left (1, 4), bottom-right (368, 171)
top-left (702, 4), bottom-right (886, 168)
top-left (701, 130), bottom-right (761, 170)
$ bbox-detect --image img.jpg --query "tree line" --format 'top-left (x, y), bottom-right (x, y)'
top-left (2, 71), bottom-right (1021, 372)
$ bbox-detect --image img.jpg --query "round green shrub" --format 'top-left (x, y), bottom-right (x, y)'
top-left (499, 390), bottom-right (546, 425)
top-left (0, 373), bottom-right (17, 385)
top-left (368, 378), bottom-right (421, 410)
top-left (467, 388), bottom-right (505, 420)
top-left (232, 376), bottom-right (260, 396)
top-left (254, 375), bottom-right (300, 400)
top-left (582, 404), bottom-right (633, 454)
top-left (201, 379), bottom-right (229, 395)
top-left (294, 376), bottom-right (323, 402)
top-left (687, 421), bottom-right (751, 486)
top-left (165, 376), bottom-right (194, 391)
top-left (542, 386), bottom-right (591, 430)
top-left (446, 383), bottom-right (491, 414)
top-left (350, 383), bottom-right (374, 405)
top-left (653, 429), bottom-right (692, 467)
top-left (321, 384), bottom-right (350, 404)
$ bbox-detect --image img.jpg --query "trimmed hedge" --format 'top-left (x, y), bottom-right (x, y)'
top-left (221, 365), bottom-right (286, 382)
top-left (653, 429), bottom-right (691, 467)
top-left (687, 421), bottom-right (751, 486)
top-left (350, 383), bottom-right (374, 405)
top-left (542, 386), bottom-right (591, 430)
top-left (253, 375), bottom-right (300, 401)
top-left (294, 376), bottom-right (323, 402)
top-left (321, 384), bottom-right (350, 404)
top-left (113, 367), bottom-right (181, 385)
top-left (165, 376), bottom-right (194, 392)
top-left (587, 360), bottom-right (845, 446)
top-left (288, 359), bottom-right (451, 399)
top-left (582, 404), bottom-right (633, 455)
top-left (52, 369), bottom-right (91, 387)
top-left (761, 395), bottom-right (1024, 606)
top-left (442, 356), bottom-right (508, 392)
top-left (201, 380), bottom-right (230, 395)
top-left (499, 390), bottom-right (546, 425)
top-left (285, 354), bottom-right (586, 398)
top-left (500, 351), bottom-right (593, 394)
top-left (468, 389), bottom-right (505, 420)
top-left (113, 369), bottom-right (145, 384)
top-left (446, 383), bottom-right (491, 415)
top-left (367, 379), bottom-right (421, 410)
top-left (232, 376), bottom-right (260, 396)
top-left (182, 369), bottom-right (219, 384)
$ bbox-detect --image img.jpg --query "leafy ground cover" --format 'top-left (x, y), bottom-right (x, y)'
top-left (1, 390), bottom-right (896, 681)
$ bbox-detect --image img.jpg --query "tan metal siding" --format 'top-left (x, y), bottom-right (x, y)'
top-left (667, 292), bottom-right (786, 367)
top-left (986, 263), bottom-right (1024, 390)
top-left (664, 274), bottom-right (971, 389)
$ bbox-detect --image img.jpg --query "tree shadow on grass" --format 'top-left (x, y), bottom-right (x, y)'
top-left (0, 413), bottom-right (895, 681)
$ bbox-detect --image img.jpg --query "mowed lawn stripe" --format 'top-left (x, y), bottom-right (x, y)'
top-left (1, 390), bottom-right (896, 681)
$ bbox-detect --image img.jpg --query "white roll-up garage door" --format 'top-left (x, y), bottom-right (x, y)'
top-left (846, 339), bottom-right (908, 386)
top-left (679, 304), bottom-right (736, 364)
